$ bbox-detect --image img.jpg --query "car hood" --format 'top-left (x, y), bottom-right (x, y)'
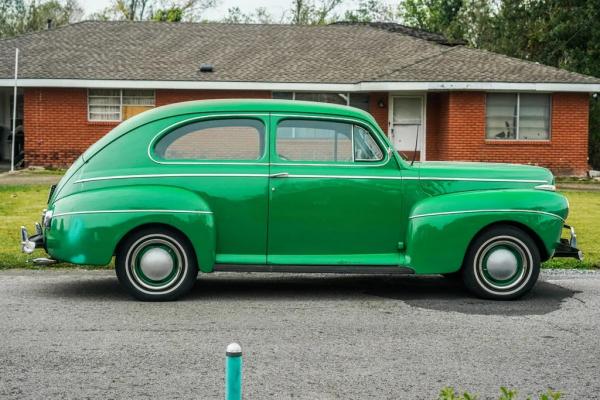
top-left (414, 161), bottom-right (554, 195)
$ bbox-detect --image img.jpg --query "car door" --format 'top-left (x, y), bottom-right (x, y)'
top-left (267, 114), bottom-right (405, 266)
top-left (150, 114), bottom-right (270, 265)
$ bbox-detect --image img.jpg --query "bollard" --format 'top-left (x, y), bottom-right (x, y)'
top-left (225, 343), bottom-right (242, 400)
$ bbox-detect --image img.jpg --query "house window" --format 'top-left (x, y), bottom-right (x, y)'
top-left (272, 92), bottom-right (370, 112)
top-left (88, 89), bottom-right (155, 121)
top-left (486, 93), bottom-right (551, 140)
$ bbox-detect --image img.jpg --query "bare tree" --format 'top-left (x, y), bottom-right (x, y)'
top-left (92, 0), bottom-right (217, 21)
top-left (289, 0), bottom-right (344, 25)
top-left (0, 0), bottom-right (83, 38)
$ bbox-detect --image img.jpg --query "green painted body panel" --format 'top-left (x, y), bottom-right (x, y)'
top-left (43, 99), bottom-right (570, 274)
top-left (406, 189), bottom-right (567, 274)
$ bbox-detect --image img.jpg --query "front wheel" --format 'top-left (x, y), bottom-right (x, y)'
top-left (462, 225), bottom-right (540, 300)
top-left (116, 227), bottom-right (198, 301)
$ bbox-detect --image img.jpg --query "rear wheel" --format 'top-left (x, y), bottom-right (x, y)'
top-left (462, 225), bottom-right (540, 300)
top-left (116, 227), bottom-right (198, 301)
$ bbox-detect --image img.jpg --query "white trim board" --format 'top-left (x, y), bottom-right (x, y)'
top-left (0, 79), bottom-right (598, 93)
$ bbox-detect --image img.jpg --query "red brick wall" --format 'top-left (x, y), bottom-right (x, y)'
top-left (24, 88), bottom-right (590, 175)
top-left (24, 88), bottom-right (270, 166)
top-left (368, 92), bottom-right (389, 132)
top-left (24, 88), bottom-right (119, 167)
top-left (426, 91), bottom-right (589, 176)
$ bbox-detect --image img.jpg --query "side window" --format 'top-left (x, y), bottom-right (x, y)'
top-left (276, 119), bottom-right (383, 162)
top-left (154, 118), bottom-right (265, 161)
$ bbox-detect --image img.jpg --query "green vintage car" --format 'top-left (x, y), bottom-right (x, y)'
top-left (21, 99), bottom-right (581, 301)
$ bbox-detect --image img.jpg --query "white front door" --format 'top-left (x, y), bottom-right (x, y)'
top-left (390, 96), bottom-right (424, 161)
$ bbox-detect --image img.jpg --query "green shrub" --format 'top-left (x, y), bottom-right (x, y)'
top-left (438, 387), bottom-right (561, 400)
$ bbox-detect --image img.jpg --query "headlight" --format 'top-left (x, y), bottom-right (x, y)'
top-left (43, 209), bottom-right (53, 229)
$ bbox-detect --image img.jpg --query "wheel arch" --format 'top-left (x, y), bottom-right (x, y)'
top-left (115, 222), bottom-right (196, 259)
top-left (464, 220), bottom-right (550, 266)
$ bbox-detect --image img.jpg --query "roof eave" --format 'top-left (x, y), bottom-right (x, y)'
top-left (0, 78), bottom-right (599, 93)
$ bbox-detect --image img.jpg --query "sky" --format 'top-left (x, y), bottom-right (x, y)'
top-left (77, 0), bottom-right (360, 20)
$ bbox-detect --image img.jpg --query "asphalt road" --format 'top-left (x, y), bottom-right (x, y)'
top-left (1, 269), bottom-right (599, 400)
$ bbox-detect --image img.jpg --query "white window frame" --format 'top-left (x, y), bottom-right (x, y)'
top-left (485, 92), bottom-right (552, 141)
top-left (271, 91), bottom-right (369, 109)
top-left (88, 89), bottom-right (155, 122)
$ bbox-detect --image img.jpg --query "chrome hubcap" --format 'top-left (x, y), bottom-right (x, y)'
top-left (485, 248), bottom-right (518, 281)
top-left (475, 236), bottom-right (531, 293)
top-left (139, 247), bottom-right (174, 281)
top-left (126, 235), bottom-right (186, 293)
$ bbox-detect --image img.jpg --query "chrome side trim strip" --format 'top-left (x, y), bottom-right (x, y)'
top-left (53, 209), bottom-right (213, 218)
top-left (287, 174), bottom-right (402, 180)
top-left (403, 177), bottom-right (548, 183)
top-left (534, 184), bottom-right (556, 191)
top-left (76, 173), bottom-right (548, 184)
top-left (75, 173), bottom-right (270, 183)
top-left (214, 264), bottom-right (414, 274)
top-left (409, 209), bottom-right (564, 221)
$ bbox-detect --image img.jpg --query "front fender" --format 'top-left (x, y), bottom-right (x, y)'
top-left (46, 185), bottom-right (216, 272)
top-left (405, 189), bottom-right (568, 274)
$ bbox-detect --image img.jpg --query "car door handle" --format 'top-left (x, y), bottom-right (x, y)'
top-left (270, 172), bottom-right (289, 178)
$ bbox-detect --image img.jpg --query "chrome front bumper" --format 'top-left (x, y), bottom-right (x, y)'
top-left (554, 224), bottom-right (583, 261)
top-left (20, 223), bottom-right (44, 254)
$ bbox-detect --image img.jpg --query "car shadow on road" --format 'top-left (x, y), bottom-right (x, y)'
top-left (44, 276), bottom-right (131, 302)
top-left (362, 275), bottom-right (578, 316)
top-left (47, 273), bottom-right (578, 315)
top-left (189, 273), bottom-right (576, 316)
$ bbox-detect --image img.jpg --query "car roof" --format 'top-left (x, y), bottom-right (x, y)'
top-left (83, 99), bottom-right (378, 162)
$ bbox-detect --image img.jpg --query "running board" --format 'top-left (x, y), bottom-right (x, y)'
top-left (213, 264), bottom-right (414, 274)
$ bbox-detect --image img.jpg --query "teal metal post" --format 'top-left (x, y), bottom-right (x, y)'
top-left (225, 343), bottom-right (242, 400)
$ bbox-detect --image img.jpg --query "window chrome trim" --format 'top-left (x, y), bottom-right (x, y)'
top-left (147, 113), bottom-right (270, 165)
top-left (53, 209), bottom-right (213, 218)
top-left (409, 209), bottom-right (564, 221)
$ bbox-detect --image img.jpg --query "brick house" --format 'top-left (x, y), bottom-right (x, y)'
top-left (0, 21), bottom-right (599, 175)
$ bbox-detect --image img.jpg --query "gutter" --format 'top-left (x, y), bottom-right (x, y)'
top-left (0, 79), bottom-right (599, 93)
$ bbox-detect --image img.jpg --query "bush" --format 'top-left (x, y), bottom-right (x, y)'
top-left (438, 386), bottom-right (561, 400)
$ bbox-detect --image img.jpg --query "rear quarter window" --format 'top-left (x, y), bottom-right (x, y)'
top-left (154, 118), bottom-right (265, 161)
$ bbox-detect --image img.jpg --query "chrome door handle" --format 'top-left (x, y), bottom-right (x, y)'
top-left (270, 172), bottom-right (289, 178)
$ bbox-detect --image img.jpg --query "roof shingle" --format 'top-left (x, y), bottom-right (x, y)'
top-left (0, 20), bottom-right (597, 84)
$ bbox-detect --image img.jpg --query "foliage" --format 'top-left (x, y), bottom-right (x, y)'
top-left (151, 7), bottom-right (183, 22)
top-left (90, 0), bottom-right (217, 22)
top-left (289, 0), bottom-right (344, 25)
top-left (398, 0), bottom-right (495, 46)
top-left (0, 0), bottom-right (82, 38)
top-left (438, 386), bottom-right (562, 400)
top-left (343, 0), bottom-right (396, 22)
top-left (221, 7), bottom-right (275, 24)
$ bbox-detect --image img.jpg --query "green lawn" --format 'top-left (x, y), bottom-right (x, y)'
top-left (0, 184), bottom-right (598, 269)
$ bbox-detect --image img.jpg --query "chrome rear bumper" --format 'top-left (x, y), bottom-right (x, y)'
top-left (554, 224), bottom-right (583, 261)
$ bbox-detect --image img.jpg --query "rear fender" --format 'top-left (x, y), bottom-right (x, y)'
top-left (46, 185), bottom-right (216, 272)
top-left (405, 190), bottom-right (568, 274)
